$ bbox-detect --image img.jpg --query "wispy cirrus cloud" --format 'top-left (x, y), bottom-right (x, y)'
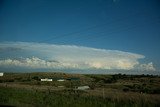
top-left (0, 42), bottom-right (156, 73)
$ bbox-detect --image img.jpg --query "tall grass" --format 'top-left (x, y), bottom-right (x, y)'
top-left (0, 87), bottom-right (160, 107)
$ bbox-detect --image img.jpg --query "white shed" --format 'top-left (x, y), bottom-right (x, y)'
top-left (41, 78), bottom-right (52, 81)
top-left (57, 79), bottom-right (65, 82)
top-left (77, 86), bottom-right (90, 90)
top-left (0, 73), bottom-right (3, 76)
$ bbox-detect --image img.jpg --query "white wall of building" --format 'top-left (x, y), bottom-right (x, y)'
top-left (0, 73), bottom-right (3, 76)
top-left (41, 78), bottom-right (52, 81)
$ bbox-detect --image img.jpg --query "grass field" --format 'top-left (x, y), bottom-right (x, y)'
top-left (0, 72), bottom-right (160, 107)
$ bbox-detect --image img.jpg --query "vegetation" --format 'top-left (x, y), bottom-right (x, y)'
top-left (0, 72), bottom-right (160, 107)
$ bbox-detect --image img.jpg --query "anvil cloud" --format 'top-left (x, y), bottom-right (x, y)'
top-left (0, 42), bottom-right (155, 72)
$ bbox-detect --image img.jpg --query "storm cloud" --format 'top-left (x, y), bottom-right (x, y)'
top-left (0, 42), bottom-right (156, 72)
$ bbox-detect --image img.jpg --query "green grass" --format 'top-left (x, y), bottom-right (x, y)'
top-left (0, 73), bottom-right (160, 107)
top-left (0, 86), bottom-right (160, 107)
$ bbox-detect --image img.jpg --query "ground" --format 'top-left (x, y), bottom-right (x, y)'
top-left (0, 72), bottom-right (160, 107)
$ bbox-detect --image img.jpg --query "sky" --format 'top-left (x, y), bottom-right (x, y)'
top-left (0, 0), bottom-right (160, 74)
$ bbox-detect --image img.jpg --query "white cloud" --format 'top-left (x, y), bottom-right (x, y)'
top-left (0, 57), bottom-right (61, 69)
top-left (138, 62), bottom-right (156, 71)
top-left (0, 42), bottom-right (156, 72)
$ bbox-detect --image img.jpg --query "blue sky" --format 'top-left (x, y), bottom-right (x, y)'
top-left (0, 0), bottom-right (160, 74)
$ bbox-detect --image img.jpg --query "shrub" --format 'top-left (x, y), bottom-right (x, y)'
top-left (123, 88), bottom-right (129, 92)
top-left (32, 76), bottom-right (40, 81)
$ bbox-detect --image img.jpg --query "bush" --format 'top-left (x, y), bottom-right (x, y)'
top-left (123, 88), bottom-right (129, 92)
top-left (32, 76), bottom-right (40, 81)
top-left (0, 80), bottom-right (3, 83)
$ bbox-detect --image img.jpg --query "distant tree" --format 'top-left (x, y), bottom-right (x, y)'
top-left (32, 76), bottom-right (40, 81)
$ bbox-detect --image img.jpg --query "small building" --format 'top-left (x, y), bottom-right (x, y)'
top-left (77, 86), bottom-right (90, 90)
top-left (57, 79), bottom-right (65, 82)
top-left (0, 73), bottom-right (3, 76)
top-left (41, 78), bottom-right (52, 81)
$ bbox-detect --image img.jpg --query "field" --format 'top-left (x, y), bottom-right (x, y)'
top-left (0, 72), bottom-right (160, 107)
